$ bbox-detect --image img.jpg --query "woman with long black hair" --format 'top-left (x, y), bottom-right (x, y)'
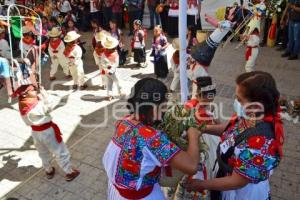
top-left (103, 78), bottom-right (203, 199)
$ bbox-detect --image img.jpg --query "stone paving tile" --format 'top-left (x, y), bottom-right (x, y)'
top-left (1, 26), bottom-right (300, 200)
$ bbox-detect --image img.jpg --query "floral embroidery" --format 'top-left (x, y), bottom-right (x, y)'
top-left (252, 155), bottom-right (264, 166)
top-left (248, 136), bottom-right (266, 149)
top-left (222, 116), bottom-right (280, 183)
top-left (113, 119), bottom-right (180, 190)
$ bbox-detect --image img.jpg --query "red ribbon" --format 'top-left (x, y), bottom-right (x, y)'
top-left (31, 121), bottom-right (63, 143)
top-left (263, 108), bottom-right (284, 158)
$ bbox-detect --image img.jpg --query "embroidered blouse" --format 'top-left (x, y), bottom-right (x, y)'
top-left (221, 116), bottom-right (280, 183)
top-left (103, 117), bottom-right (180, 191)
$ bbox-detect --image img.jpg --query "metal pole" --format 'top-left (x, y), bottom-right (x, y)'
top-left (179, 0), bottom-right (188, 103)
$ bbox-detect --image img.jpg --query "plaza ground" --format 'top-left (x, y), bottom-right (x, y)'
top-left (0, 28), bottom-right (300, 200)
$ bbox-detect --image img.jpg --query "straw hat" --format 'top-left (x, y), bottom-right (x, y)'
top-left (95, 31), bottom-right (110, 42)
top-left (22, 26), bottom-right (33, 34)
top-left (64, 31), bottom-right (81, 43)
top-left (172, 38), bottom-right (180, 50)
top-left (48, 27), bottom-right (62, 38)
top-left (196, 30), bottom-right (208, 43)
top-left (101, 36), bottom-right (119, 49)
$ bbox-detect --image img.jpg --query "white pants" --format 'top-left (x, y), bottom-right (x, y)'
top-left (170, 72), bottom-right (180, 91)
top-left (50, 57), bottom-right (70, 77)
top-left (32, 128), bottom-right (73, 174)
top-left (104, 74), bottom-right (121, 96)
top-left (69, 61), bottom-right (85, 86)
top-left (245, 48), bottom-right (258, 72)
top-left (99, 68), bottom-right (106, 87)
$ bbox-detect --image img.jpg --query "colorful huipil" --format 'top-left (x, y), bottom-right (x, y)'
top-left (103, 117), bottom-right (181, 200)
top-left (16, 87), bottom-right (74, 174)
top-left (63, 43), bottom-right (85, 87)
top-left (49, 38), bottom-right (70, 78)
top-left (152, 33), bottom-right (168, 78)
top-left (220, 116), bottom-right (280, 200)
top-left (132, 29), bottom-right (146, 64)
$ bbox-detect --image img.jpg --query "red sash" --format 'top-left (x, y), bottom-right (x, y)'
top-left (31, 121), bottom-right (63, 143)
top-left (245, 46), bottom-right (258, 61)
top-left (63, 44), bottom-right (76, 57)
top-left (114, 184), bottom-right (153, 199)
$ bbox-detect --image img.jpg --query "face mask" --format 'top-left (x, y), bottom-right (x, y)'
top-left (233, 99), bottom-right (247, 118)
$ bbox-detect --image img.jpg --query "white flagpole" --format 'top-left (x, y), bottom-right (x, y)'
top-left (179, 0), bottom-right (188, 103)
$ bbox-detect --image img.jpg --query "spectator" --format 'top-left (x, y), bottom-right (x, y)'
top-left (90, 0), bottom-right (103, 27)
top-left (126, 0), bottom-right (144, 35)
top-left (112, 0), bottom-right (124, 29)
top-left (167, 0), bottom-right (179, 38)
top-left (66, 19), bottom-right (79, 33)
top-left (281, 0), bottom-right (300, 60)
top-left (187, 0), bottom-right (202, 30)
top-left (147, 0), bottom-right (161, 30)
top-left (131, 19), bottom-right (146, 67)
top-left (64, 11), bottom-right (77, 26)
top-left (158, 0), bottom-right (169, 34)
top-left (109, 19), bottom-right (128, 65)
top-left (58, 0), bottom-right (72, 17)
top-left (49, 17), bottom-right (59, 31)
top-left (152, 25), bottom-right (169, 78)
top-left (103, 0), bottom-right (114, 30)
top-left (78, 0), bottom-right (90, 32)
top-left (51, 3), bottom-right (61, 18)
top-left (91, 19), bottom-right (103, 48)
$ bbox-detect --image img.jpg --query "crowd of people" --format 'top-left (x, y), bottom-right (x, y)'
top-left (0, 0), bottom-right (298, 199)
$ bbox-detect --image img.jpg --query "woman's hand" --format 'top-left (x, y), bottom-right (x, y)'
top-left (187, 127), bottom-right (201, 140)
top-left (183, 179), bottom-right (205, 192)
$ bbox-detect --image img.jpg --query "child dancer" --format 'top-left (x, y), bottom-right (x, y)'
top-left (109, 19), bottom-right (127, 66)
top-left (12, 84), bottom-right (80, 181)
top-left (63, 31), bottom-right (87, 90)
top-left (93, 31), bottom-right (109, 90)
top-left (131, 20), bottom-right (146, 68)
top-left (100, 36), bottom-right (123, 100)
top-left (48, 27), bottom-right (70, 80)
top-left (245, 28), bottom-right (260, 72)
top-left (152, 25), bottom-right (169, 78)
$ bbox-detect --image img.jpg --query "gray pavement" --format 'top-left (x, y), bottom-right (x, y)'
top-left (0, 29), bottom-right (300, 200)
